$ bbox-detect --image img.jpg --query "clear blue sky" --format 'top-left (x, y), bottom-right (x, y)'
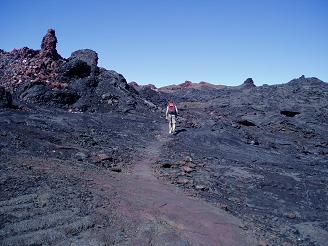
top-left (1, 0), bottom-right (327, 86)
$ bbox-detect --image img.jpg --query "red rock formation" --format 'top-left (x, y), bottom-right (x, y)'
top-left (0, 29), bottom-right (64, 89)
top-left (40, 29), bottom-right (60, 59)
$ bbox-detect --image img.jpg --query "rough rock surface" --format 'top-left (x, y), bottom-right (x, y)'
top-left (70, 49), bottom-right (98, 74)
top-left (40, 29), bottom-right (60, 59)
top-left (155, 76), bottom-right (328, 245)
top-left (241, 78), bottom-right (256, 88)
top-left (58, 59), bottom-right (91, 81)
top-left (159, 80), bottom-right (226, 92)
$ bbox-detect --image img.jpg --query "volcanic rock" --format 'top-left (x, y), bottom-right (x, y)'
top-left (20, 84), bottom-right (80, 106)
top-left (180, 80), bottom-right (193, 88)
top-left (128, 81), bottom-right (139, 90)
top-left (181, 166), bottom-right (194, 173)
top-left (91, 153), bottom-right (113, 163)
top-left (158, 75), bottom-right (328, 245)
top-left (129, 81), bottom-right (158, 92)
top-left (75, 152), bottom-right (88, 161)
top-left (110, 167), bottom-right (122, 173)
top-left (40, 29), bottom-right (60, 59)
top-left (59, 59), bottom-right (91, 80)
top-left (280, 110), bottom-right (300, 117)
top-left (195, 185), bottom-right (206, 190)
top-left (241, 78), bottom-right (256, 88)
top-left (144, 84), bottom-right (157, 90)
top-left (237, 119), bottom-right (256, 126)
top-left (0, 29), bottom-right (65, 90)
top-left (138, 86), bottom-right (168, 108)
top-left (258, 240), bottom-right (269, 246)
top-left (159, 80), bottom-right (225, 92)
top-left (70, 49), bottom-right (99, 74)
top-left (217, 203), bottom-right (229, 211)
top-left (0, 28), bottom-right (157, 113)
top-left (286, 212), bottom-right (297, 219)
top-left (176, 178), bottom-right (190, 185)
top-left (161, 163), bottom-right (172, 168)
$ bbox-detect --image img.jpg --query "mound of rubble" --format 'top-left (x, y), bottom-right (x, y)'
top-left (0, 29), bottom-right (153, 113)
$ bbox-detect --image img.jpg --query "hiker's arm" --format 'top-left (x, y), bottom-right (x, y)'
top-left (175, 106), bottom-right (178, 114)
top-left (165, 107), bottom-right (168, 118)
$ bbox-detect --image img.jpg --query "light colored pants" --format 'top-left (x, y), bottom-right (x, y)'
top-left (168, 114), bottom-right (176, 134)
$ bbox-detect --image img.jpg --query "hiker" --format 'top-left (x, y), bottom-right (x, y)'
top-left (166, 100), bottom-right (178, 134)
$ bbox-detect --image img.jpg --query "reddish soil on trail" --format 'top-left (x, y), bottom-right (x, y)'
top-left (112, 125), bottom-right (256, 245)
top-left (0, 112), bottom-right (255, 245)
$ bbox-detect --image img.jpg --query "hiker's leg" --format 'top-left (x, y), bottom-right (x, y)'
top-left (168, 115), bottom-right (172, 133)
top-left (172, 115), bottom-right (176, 133)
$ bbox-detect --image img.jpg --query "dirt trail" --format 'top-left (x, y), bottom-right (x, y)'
top-left (113, 124), bottom-right (256, 245)
top-left (0, 123), bottom-right (256, 245)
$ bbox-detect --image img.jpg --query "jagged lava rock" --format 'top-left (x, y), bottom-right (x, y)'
top-left (129, 81), bottom-right (139, 91)
top-left (59, 59), bottom-right (91, 81)
top-left (70, 49), bottom-right (98, 73)
top-left (40, 29), bottom-right (61, 59)
top-left (0, 29), bottom-right (64, 89)
top-left (0, 28), bottom-right (156, 113)
top-left (157, 75), bottom-right (328, 245)
top-left (241, 78), bottom-right (256, 88)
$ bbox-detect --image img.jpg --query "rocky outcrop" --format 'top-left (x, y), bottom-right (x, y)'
top-left (0, 29), bottom-right (153, 113)
top-left (70, 49), bottom-right (98, 74)
top-left (129, 81), bottom-right (139, 90)
top-left (159, 80), bottom-right (225, 92)
top-left (180, 80), bottom-right (193, 88)
top-left (241, 78), bottom-right (256, 88)
top-left (138, 86), bottom-right (168, 108)
top-left (59, 59), bottom-right (91, 81)
top-left (287, 75), bottom-right (324, 86)
top-left (128, 82), bottom-right (157, 92)
top-left (0, 30), bottom-right (64, 89)
top-left (40, 29), bottom-right (61, 59)
top-left (19, 84), bottom-right (80, 106)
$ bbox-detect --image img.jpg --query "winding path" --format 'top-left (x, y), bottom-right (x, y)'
top-left (1, 123), bottom-right (256, 245)
top-left (116, 124), bottom-right (256, 245)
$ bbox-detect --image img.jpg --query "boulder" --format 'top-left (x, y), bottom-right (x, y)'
top-left (70, 49), bottom-right (98, 74)
top-left (59, 59), bottom-right (91, 81)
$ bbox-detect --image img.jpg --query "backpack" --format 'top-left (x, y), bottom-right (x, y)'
top-left (168, 102), bottom-right (176, 114)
